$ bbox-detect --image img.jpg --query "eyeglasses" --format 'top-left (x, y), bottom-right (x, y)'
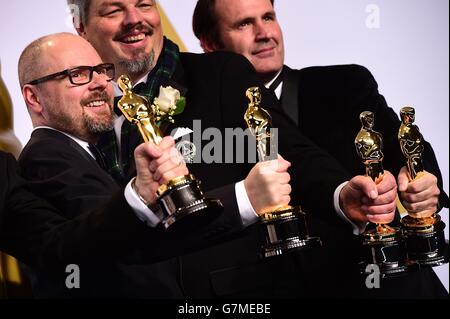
top-left (27, 63), bottom-right (115, 86)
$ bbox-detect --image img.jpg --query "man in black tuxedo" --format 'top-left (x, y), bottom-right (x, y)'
top-left (0, 146), bottom-right (181, 268)
top-left (17, 32), bottom-right (249, 298)
top-left (67, 0), bottom-right (400, 298)
top-left (1, 143), bottom-right (208, 297)
top-left (193, 0), bottom-right (449, 297)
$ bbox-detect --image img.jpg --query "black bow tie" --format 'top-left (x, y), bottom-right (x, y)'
top-left (114, 82), bottom-right (148, 116)
top-left (133, 81), bottom-right (148, 94)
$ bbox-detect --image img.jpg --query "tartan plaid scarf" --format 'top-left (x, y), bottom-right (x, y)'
top-left (96, 37), bottom-right (181, 186)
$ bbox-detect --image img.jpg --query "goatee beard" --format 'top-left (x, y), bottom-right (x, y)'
top-left (84, 111), bottom-right (114, 134)
top-left (119, 49), bottom-right (155, 76)
top-left (81, 91), bottom-right (115, 134)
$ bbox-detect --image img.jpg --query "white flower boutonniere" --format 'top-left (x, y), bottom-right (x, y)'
top-left (152, 86), bottom-right (186, 124)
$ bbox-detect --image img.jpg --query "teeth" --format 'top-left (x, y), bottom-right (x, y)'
top-left (123, 34), bottom-right (145, 43)
top-left (86, 100), bottom-right (105, 107)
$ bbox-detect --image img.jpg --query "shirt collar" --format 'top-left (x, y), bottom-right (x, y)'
top-left (264, 69), bottom-right (283, 99)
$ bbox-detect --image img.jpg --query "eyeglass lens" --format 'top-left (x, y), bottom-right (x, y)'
top-left (69, 65), bottom-right (114, 85)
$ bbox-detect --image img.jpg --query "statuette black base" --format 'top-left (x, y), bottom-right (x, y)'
top-left (260, 205), bottom-right (321, 258)
top-left (401, 214), bottom-right (448, 267)
top-left (360, 227), bottom-right (415, 278)
top-left (153, 174), bottom-right (223, 229)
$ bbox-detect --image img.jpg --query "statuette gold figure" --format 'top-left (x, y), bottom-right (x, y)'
top-left (117, 75), bottom-right (163, 145)
top-left (244, 87), bottom-right (320, 258)
top-left (117, 75), bottom-right (222, 229)
top-left (355, 111), bottom-right (394, 234)
top-left (355, 110), bottom-right (409, 277)
top-left (398, 106), bottom-right (447, 266)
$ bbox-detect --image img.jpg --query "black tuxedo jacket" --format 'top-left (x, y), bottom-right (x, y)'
top-left (176, 58), bottom-right (449, 298)
top-left (279, 64), bottom-right (448, 298)
top-left (0, 151), bottom-right (150, 270)
top-left (19, 129), bottom-right (241, 298)
top-left (164, 52), bottom-right (351, 219)
top-left (116, 51), bottom-right (359, 298)
top-left (281, 64), bottom-right (448, 207)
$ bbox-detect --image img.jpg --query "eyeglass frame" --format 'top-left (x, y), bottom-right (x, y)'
top-left (26, 63), bottom-right (115, 86)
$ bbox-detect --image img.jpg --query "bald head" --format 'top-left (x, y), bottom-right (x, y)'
top-left (18, 32), bottom-right (100, 88)
top-left (19, 32), bottom-right (114, 142)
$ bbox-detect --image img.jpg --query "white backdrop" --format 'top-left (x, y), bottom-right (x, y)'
top-left (0, 0), bottom-right (448, 293)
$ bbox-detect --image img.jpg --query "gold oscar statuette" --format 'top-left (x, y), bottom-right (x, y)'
top-left (398, 106), bottom-right (447, 266)
top-left (355, 111), bottom-right (410, 277)
top-left (117, 75), bottom-right (222, 229)
top-left (354, 111), bottom-right (394, 234)
top-left (244, 87), bottom-right (321, 258)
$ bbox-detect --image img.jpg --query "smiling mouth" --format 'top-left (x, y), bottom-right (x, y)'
top-left (84, 99), bottom-right (109, 108)
top-left (120, 33), bottom-right (146, 44)
top-left (253, 47), bottom-right (275, 56)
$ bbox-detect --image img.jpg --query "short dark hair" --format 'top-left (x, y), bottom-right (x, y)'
top-left (193, 0), bottom-right (274, 48)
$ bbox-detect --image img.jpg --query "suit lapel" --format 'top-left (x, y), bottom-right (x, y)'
top-left (33, 129), bottom-right (97, 167)
top-left (123, 59), bottom-right (188, 181)
top-left (161, 58), bottom-right (188, 136)
top-left (280, 65), bottom-right (300, 126)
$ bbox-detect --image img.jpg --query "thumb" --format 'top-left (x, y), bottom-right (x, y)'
top-left (397, 166), bottom-right (410, 192)
top-left (276, 154), bottom-right (291, 172)
top-left (350, 175), bottom-right (378, 199)
top-left (134, 142), bottom-right (162, 161)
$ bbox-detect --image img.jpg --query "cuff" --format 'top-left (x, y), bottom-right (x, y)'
top-left (235, 180), bottom-right (259, 227)
top-left (334, 181), bottom-right (368, 235)
top-left (124, 178), bottom-right (161, 227)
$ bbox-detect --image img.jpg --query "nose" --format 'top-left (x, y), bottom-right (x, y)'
top-left (255, 20), bottom-right (271, 41)
top-left (123, 6), bottom-right (143, 26)
top-left (89, 71), bottom-right (109, 91)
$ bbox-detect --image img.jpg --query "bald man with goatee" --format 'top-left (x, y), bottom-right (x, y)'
top-left (17, 33), bottom-right (242, 298)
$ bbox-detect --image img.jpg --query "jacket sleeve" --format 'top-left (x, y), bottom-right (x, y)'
top-left (0, 153), bottom-right (152, 269)
top-left (218, 53), bottom-right (352, 226)
top-left (358, 66), bottom-right (449, 209)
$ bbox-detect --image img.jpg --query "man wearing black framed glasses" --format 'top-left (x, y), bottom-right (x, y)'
top-left (15, 32), bottom-right (242, 298)
top-left (27, 63), bottom-right (115, 86)
top-left (1, 31), bottom-right (240, 297)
